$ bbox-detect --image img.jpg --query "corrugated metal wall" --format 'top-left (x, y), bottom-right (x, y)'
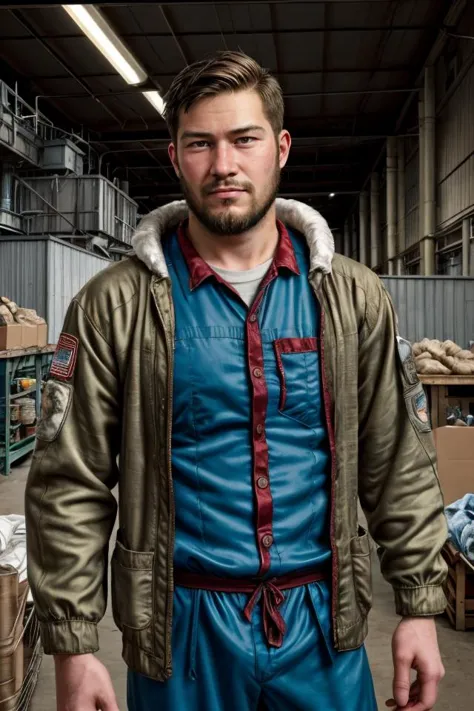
top-left (0, 238), bottom-right (48, 318)
top-left (47, 239), bottom-right (110, 343)
top-left (437, 64), bottom-right (474, 229)
top-left (0, 237), bottom-right (110, 344)
top-left (383, 276), bottom-right (474, 346)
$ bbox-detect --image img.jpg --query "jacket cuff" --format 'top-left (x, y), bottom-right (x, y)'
top-left (394, 585), bottom-right (447, 617)
top-left (40, 620), bottom-right (99, 655)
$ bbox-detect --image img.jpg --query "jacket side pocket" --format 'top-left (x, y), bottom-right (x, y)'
top-left (111, 539), bottom-right (154, 631)
top-left (350, 526), bottom-right (373, 619)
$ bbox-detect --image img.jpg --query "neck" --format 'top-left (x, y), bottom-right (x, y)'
top-left (186, 206), bottom-right (279, 271)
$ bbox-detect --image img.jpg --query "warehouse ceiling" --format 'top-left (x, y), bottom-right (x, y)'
top-left (0, 0), bottom-right (459, 227)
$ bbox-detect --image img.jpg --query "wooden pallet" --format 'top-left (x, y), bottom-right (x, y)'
top-left (441, 541), bottom-right (474, 631)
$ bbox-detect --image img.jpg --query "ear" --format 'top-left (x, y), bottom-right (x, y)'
top-left (168, 142), bottom-right (180, 178)
top-left (278, 130), bottom-right (291, 169)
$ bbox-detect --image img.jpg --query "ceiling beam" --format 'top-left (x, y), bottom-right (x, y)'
top-left (8, 9), bottom-right (124, 128)
top-left (34, 85), bottom-right (416, 101)
top-left (5, 23), bottom-right (433, 40)
top-left (21, 67), bottom-right (413, 80)
top-left (0, 1), bottom-right (415, 6)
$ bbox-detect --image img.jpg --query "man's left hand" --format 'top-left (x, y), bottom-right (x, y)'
top-left (386, 617), bottom-right (445, 710)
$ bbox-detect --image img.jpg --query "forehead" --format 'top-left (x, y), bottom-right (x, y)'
top-left (177, 89), bottom-right (270, 136)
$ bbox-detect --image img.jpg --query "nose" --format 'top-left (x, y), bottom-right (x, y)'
top-left (211, 141), bottom-right (237, 180)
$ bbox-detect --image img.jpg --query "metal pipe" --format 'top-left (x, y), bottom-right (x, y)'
top-left (423, 65), bottom-right (436, 275)
top-left (418, 97), bottom-right (425, 272)
top-left (160, 5), bottom-right (190, 66)
top-left (370, 172), bottom-right (380, 269)
top-left (359, 191), bottom-right (369, 266)
top-left (386, 137), bottom-right (398, 276)
top-left (397, 138), bottom-right (406, 275)
top-left (462, 218), bottom-right (472, 276)
top-left (343, 220), bottom-right (351, 257)
top-left (1, 163), bottom-right (13, 211)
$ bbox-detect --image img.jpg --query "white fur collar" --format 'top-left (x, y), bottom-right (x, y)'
top-left (132, 198), bottom-right (334, 278)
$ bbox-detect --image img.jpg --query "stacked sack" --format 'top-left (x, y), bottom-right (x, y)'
top-left (413, 339), bottom-right (474, 375)
top-left (0, 297), bottom-right (45, 327)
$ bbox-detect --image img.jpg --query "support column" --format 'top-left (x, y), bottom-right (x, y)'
top-left (462, 218), bottom-right (472, 276)
top-left (386, 137), bottom-right (397, 275)
top-left (343, 219), bottom-right (351, 257)
top-left (359, 191), bottom-right (369, 266)
top-left (397, 138), bottom-right (406, 275)
top-left (424, 65), bottom-right (436, 275)
top-left (419, 97), bottom-right (425, 273)
top-left (370, 172), bottom-right (380, 269)
top-left (351, 212), bottom-right (358, 261)
top-left (1, 163), bottom-right (13, 211)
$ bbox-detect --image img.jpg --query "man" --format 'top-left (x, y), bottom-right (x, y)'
top-left (25, 51), bottom-right (447, 711)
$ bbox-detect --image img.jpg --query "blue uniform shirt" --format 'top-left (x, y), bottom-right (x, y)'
top-left (163, 221), bottom-right (331, 579)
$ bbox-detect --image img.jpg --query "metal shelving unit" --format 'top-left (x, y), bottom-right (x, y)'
top-left (0, 346), bottom-right (55, 476)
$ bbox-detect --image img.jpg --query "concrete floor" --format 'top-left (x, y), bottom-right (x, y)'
top-left (1, 457), bottom-right (472, 710)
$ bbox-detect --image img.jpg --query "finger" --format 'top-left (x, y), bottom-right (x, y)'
top-left (419, 676), bottom-right (439, 710)
top-left (393, 654), bottom-right (412, 707)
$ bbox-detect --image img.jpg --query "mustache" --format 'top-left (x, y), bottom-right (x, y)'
top-left (203, 181), bottom-right (253, 195)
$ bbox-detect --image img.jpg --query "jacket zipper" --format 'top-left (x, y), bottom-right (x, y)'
top-left (154, 279), bottom-right (175, 678)
top-left (314, 286), bottom-right (339, 648)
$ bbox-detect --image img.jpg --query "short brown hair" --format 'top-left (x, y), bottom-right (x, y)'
top-left (163, 51), bottom-right (284, 141)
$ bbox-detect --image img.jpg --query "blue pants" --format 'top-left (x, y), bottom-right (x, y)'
top-left (128, 580), bottom-right (377, 710)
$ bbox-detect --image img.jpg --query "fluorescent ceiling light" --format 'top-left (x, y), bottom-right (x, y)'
top-left (63, 4), bottom-right (147, 85)
top-left (143, 90), bottom-right (166, 116)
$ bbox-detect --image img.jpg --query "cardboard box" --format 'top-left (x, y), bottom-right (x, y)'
top-left (37, 323), bottom-right (47, 348)
top-left (0, 324), bottom-right (22, 351)
top-left (434, 427), bottom-right (474, 505)
top-left (21, 325), bottom-right (37, 349)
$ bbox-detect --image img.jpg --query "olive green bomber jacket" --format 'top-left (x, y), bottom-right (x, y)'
top-left (25, 198), bottom-right (448, 682)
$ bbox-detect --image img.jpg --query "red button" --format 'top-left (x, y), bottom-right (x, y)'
top-left (253, 368), bottom-right (263, 378)
top-left (257, 477), bottom-right (269, 489)
top-left (249, 314), bottom-right (257, 323)
top-left (262, 534), bottom-right (273, 548)
top-left (256, 424), bottom-right (264, 435)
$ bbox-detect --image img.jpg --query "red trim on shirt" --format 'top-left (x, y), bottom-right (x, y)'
top-left (177, 219), bottom-right (300, 291)
top-left (176, 217), bottom-right (301, 577)
top-left (273, 337), bottom-right (318, 410)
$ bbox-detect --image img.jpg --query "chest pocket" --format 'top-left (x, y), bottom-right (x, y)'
top-left (273, 337), bottom-right (322, 428)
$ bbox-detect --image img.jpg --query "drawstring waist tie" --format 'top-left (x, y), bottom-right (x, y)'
top-left (174, 568), bottom-right (328, 649)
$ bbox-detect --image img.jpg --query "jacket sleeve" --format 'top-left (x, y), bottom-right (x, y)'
top-left (25, 298), bottom-right (120, 655)
top-left (357, 277), bottom-right (448, 617)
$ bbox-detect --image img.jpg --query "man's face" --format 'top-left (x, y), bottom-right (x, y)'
top-left (168, 89), bottom-right (291, 236)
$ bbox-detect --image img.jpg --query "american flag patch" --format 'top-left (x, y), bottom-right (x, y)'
top-left (50, 333), bottom-right (79, 380)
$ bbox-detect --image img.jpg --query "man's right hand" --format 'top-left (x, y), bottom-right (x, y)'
top-left (54, 654), bottom-right (120, 711)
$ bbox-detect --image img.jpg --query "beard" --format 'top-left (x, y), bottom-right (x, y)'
top-left (179, 162), bottom-right (281, 236)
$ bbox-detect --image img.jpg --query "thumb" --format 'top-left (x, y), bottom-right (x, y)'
top-left (100, 702), bottom-right (120, 711)
top-left (393, 654), bottom-right (412, 708)
top-left (98, 691), bottom-right (120, 711)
